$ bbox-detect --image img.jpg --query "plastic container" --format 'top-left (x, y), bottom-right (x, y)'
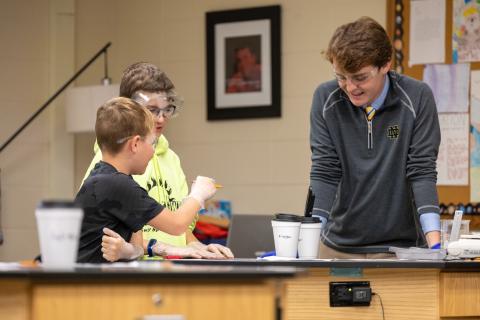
top-left (441, 219), bottom-right (470, 248)
top-left (389, 247), bottom-right (446, 260)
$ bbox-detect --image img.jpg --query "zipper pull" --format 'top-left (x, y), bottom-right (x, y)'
top-left (367, 120), bottom-right (373, 149)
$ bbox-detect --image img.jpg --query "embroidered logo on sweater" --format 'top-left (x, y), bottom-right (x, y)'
top-left (387, 125), bottom-right (400, 140)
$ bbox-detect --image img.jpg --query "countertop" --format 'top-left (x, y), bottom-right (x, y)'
top-left (0, 260), bottom-right (301, 281)
top-left (170, 258), bottom-right (480, 271)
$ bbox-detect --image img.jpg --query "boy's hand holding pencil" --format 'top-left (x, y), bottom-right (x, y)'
top-left (188, 176), bottom-right (219, 208)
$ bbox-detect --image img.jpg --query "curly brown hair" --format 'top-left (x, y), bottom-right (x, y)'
top-left (325, 17), bottom-right (392, 73)
top-left (119, 62), bottom-right (175, 98)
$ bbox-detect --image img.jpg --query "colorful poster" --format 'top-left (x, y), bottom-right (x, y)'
top-left (423, 63), bottom-right (470, 113)
top-left (437, 113), bottom-right (469, 185)
top-left (453, 0), bottom-right (480, 63)
top-left (470, 71), bottom-right (480, 201)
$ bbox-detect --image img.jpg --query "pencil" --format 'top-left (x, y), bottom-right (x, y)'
top-left (192, 180), bottom-right (223, 189)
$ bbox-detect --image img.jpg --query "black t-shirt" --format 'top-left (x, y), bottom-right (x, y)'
top-left (75, 161), bottom-right (164, 263)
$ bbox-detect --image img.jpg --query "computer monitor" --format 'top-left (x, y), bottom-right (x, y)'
top-left (226, 214), bottom-right (275, 258)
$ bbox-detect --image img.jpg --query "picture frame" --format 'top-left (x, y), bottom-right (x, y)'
top-left (206, 5), bottom-right (281, 120)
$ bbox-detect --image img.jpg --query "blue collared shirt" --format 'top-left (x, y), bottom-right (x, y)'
top-left (368, 74), bottom-right (390, 110)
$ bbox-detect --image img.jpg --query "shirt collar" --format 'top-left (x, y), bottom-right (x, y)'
top-left (370, 74), bottom-right (390, 111)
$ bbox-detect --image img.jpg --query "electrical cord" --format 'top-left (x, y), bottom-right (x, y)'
top-left (372, 292), bottom-right (385, 320)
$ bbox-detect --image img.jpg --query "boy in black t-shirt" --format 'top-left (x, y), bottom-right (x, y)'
top-left (76, 97), bottom-right (218, 263)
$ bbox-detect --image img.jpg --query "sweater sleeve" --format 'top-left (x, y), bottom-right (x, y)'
top-left (309, 86), bottom-right (343, 219)
top-left (406, 83), bottom-right (441, 216)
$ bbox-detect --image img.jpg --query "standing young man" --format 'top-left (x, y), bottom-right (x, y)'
top-left (310, 17), bottom-right (441, 258)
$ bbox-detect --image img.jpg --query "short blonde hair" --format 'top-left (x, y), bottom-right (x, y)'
top-left (95, 97), bottom-right (154, 154)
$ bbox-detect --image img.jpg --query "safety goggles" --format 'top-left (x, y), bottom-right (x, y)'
top-left (132, 91), bottom-right (183, 119)
top-left (117, 135), bottom-right (158, 147)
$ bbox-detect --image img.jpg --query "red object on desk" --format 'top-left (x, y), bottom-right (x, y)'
top-left (193, 221), bottom-right (228, 241)
top-left (165, 255), bottom-right (182, 259)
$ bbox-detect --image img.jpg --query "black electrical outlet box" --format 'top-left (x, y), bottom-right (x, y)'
top-left (329, 281), bottom-right (371, 307)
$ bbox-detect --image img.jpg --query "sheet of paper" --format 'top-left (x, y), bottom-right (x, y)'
top-left (423, 63), bottom-right (470, 113)
top-left (470, 71), bottom-right (480, 201)
top-left (0, 262), bottom-right (22, 270)
top-left (409, 0), bottom-right (446, 65)
top-left (453, 0), bottom-right (480, 63)
top-left (437, 113), bottom-right (469, 185)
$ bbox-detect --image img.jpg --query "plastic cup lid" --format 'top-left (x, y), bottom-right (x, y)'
top-left (301, 216), bottom-right (321, 223)
top-left (273, 213), bottom-right (302, 222)
top-left (37, 200), bottom-right (80, 209)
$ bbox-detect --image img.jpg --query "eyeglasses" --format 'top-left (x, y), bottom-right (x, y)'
top-left (146, 105), bottom-right (177, 119)
top-left (333, 68), bottom-right (379, 86)
top-left (132, 91), bottom-right (182, 119)
top-left (116, 135), bottom-right (158, 147)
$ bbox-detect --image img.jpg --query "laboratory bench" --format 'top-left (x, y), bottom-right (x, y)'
top-left (1, 259), bottom-right (479, 320)
top-left (174, 258), bottom-right (480, 320)
top-left (0, 262), bottom-right (299, 320)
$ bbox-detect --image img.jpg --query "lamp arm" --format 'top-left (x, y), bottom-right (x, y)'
top-left (0, 42), bottom-right (112, 154)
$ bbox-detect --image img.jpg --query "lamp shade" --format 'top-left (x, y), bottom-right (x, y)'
top-left (65, 84), bottom-right (119, 132)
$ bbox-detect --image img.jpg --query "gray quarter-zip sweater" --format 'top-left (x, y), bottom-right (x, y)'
top-left (310, 71), bottom-right (441, 253)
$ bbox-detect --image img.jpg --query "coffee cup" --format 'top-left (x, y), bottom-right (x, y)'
top-left (271, 213), bottom-right (302, 258)
top-left (297, 216), bottom-right (322, 259)
top-left (35, 200), bottom-right (83, 268)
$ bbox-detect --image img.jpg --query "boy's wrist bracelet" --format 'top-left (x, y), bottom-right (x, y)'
top-left (147, 239), bottom-right (157, 257)
top-left (430, 242), bottom-right (441, 250)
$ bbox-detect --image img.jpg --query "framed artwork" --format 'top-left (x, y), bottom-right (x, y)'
top-left (206, 5), bottom-right (281, 120)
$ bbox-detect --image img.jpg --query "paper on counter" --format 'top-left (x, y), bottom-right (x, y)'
top-left (257, 256), bottom-right (299, 261)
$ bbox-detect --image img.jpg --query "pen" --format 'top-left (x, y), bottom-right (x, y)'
top-left (259, 251), bottom-right (276, 258)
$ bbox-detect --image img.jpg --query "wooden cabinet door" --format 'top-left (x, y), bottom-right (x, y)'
top-left (440, 272), bottom-right (480, 317)
top-left (32, 280), bottom-right (276, 320)
top-left (0, 280), bottom-right (31, 320)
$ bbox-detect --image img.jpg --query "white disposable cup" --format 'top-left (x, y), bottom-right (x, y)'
top-left (298, 219), bottom-right (322, 259)
top-left (35, 201), bottom-right (83, 268)
top-left (272, 215), bottom-right (301, 258)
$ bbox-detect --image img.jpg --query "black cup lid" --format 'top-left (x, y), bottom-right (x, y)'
top-left (37, 200), bottom-right (80, 209)
top-left (301, 216), bottom-right (320, 223)
top-left (273, 213), bottom-right (302, 222)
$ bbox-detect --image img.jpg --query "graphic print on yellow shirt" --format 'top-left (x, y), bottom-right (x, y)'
top-left (82, 135), bottom-right (196, 257)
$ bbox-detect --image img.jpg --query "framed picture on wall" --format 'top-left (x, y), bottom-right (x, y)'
top-left (206, 5), bottom-right (281, 120)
